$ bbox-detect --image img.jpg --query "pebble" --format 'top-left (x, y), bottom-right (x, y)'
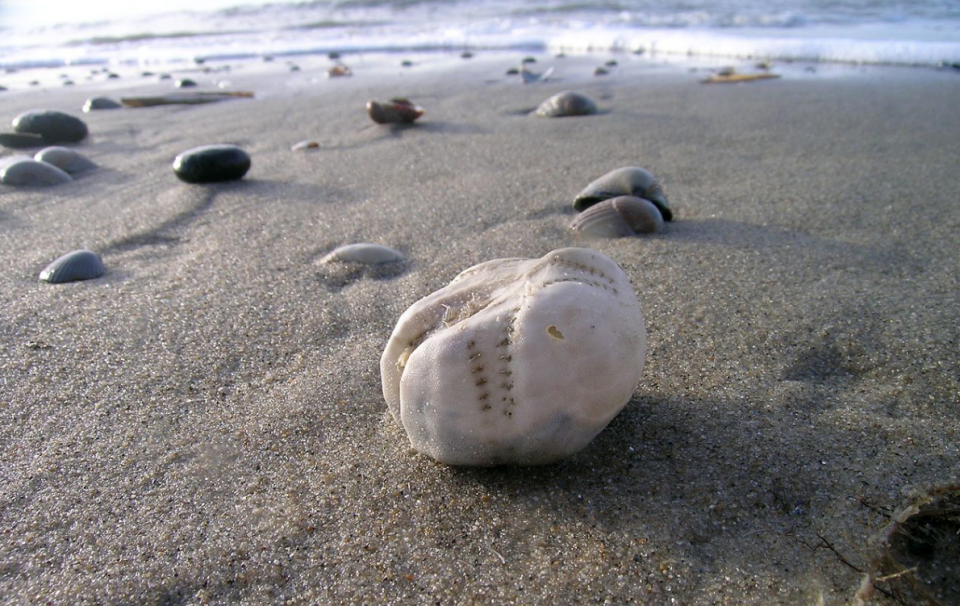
top-left (39, 249), bottom-right (105, 283)
top-left (0, 158), bottom-right (72, 186)
top-left (34, 146), bottom-right (96, 174)
top-left (0, 132), bottom-right (45, 149)
top-left (172, 144), bottom-right (251, 183)
top-left (175, 78), bottom-right (197, 88)
top-left (12, 110), bottom-right (88, 143)
top-left (83, 96), bottom-right (122, 112)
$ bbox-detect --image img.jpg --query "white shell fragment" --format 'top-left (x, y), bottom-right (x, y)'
top-left (381, 247), bottom-right (646, 466)
top-left (35, 146), bottom-right (96, 174)
top-left (321, 243), bottom-right (404, 265)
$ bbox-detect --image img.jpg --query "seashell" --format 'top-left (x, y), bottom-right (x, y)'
top-left (573, 166), bottom-right (672, 220)
top-left (380, 247), bottom-right (646, 466)
top-left (172, 144), bottom-right (251, 183)
top-left (34, 146), bottom-right (96, 174)
top-left (366, 98), bottom-right (424, 125)
top-left (327, 65), bottom-right (352, 77)
top-left (291, 140), bottom-right (320, 151)
top-left (39, 249), bottom-right (105, 283)
top-left (520, 65), bottom-right (553, 84)
top-left (321, 243), bottom-right (403, 265)
top-left (1, 158), bottom-right (72, 186)
top-left (83, 96), bottom-right (122, 112)
top-left (12, 109), bottom-right (88, 143)
top-left (533, 91), bottom-right (598, 118)
top-left (570, 196), bottom-right (663, 238)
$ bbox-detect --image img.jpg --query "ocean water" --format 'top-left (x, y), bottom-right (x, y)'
top-left (1, 0), bottom-right (959, 72)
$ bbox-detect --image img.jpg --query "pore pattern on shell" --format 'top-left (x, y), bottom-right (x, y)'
top-left (380, 247), bottom-right (646, 466)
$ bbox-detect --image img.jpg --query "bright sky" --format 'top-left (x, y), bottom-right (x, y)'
top-left (0, 0), bottom-right (276, 27)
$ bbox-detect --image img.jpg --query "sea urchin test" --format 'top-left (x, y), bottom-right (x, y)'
top-left (381, 248), bottom-right (645, 466)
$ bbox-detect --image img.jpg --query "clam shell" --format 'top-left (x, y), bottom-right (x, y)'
top-left (321, 243), bottom-right (403, 265)
top-left (573, 166), bottom-right (672, 220)
top-left (380, 247), bottom-right (645, 466)
top-left (570, 196), bottom-right (664, 238)
top-left (34, 146), bottom-right (96, 174)
top-left (366, 99), bottom-right (424, 124)
top-left (0, 158), bottom-right (72, 186)
top-left (39, 249), bottom-right (105, 283)
top-left (533, 91), bottom-right (598, 118)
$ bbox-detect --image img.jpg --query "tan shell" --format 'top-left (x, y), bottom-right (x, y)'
top-left (366, 98), bottom-right (425, 124)
top-left (570, 196), bottom-right (664, 238)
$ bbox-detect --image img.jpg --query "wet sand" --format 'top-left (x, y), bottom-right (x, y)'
top-left (1, 55), bottom-right (959, 604)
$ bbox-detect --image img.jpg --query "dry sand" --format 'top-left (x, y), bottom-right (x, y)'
top-left (1, 55), bottom-right (958, 604)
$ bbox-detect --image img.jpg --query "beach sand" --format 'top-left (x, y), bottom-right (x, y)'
top-left (1, 55), bottom-right (958, 604)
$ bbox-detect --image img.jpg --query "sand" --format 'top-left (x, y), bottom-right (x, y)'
top-left (1, 54), bottom-right (958, 604)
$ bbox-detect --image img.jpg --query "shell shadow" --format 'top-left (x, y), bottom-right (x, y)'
top-left (315, 259), bottom-right (410, 292)
top-left (372, 121), bottom-right (489, 137)
top-left (666, 218), bottom-right (923, 277)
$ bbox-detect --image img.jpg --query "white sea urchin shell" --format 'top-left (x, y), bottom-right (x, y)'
top-left (380, 247), bottom-right (646, 466)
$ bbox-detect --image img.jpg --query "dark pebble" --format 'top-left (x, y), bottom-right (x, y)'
top-left (39, 249), bottom-right (105, 283)
top-left (521, 56), bottom-right (536, 64)
top-left (159, 73), bottom-right (172, 80)
top-left (0, 132), bottom-right (45, 149)
top-left (83, 96), bottom-right (122, 112)
top-left (328, 51), bottom-right (341, 60)
top-left (176, 78), bottom-right (197, 88)
top-left (401, 60), bottom-right (413, 67)
top-left (12, 110), bottom-right (88, 143)
top-left (461, 51), bottom-right (473, 59)
top-left (107, 72), bottom-right (119, 79)
top-left (173, 144), bottom-right (251, 184)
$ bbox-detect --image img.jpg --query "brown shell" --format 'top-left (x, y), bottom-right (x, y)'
top-left (570, 196), bottom-right (664, 238)
top-left (366, 98), bottom-right (425, 124)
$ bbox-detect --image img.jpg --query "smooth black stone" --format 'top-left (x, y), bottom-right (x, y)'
top-left (175, 78), bottom-right (197, 88)
top-left (173, 144), bottom-right (251, 184)
top-left (12, 110), bottom-right (88, 143)
top-left (0, 132), bottom-right (44, 149)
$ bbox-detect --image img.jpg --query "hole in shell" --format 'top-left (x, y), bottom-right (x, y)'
top-left (546, 325), bottom-right (565, 340)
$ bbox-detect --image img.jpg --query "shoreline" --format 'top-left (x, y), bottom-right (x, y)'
top-left (1, 54), bottom-right (959, 604)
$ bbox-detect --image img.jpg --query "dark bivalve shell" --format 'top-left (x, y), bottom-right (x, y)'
top-left (366, 98), bottom-right (424, 124)
top-left (570, 196), bottom-right (664, 238)
top-left (173, 144), bottom-right (251, 184)
top-left (573, 166), bottom-right (671, 220)
top-left (39, 249), bottom-right (106, 283)
top-left (533, 91), bottom-right (598, 118)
